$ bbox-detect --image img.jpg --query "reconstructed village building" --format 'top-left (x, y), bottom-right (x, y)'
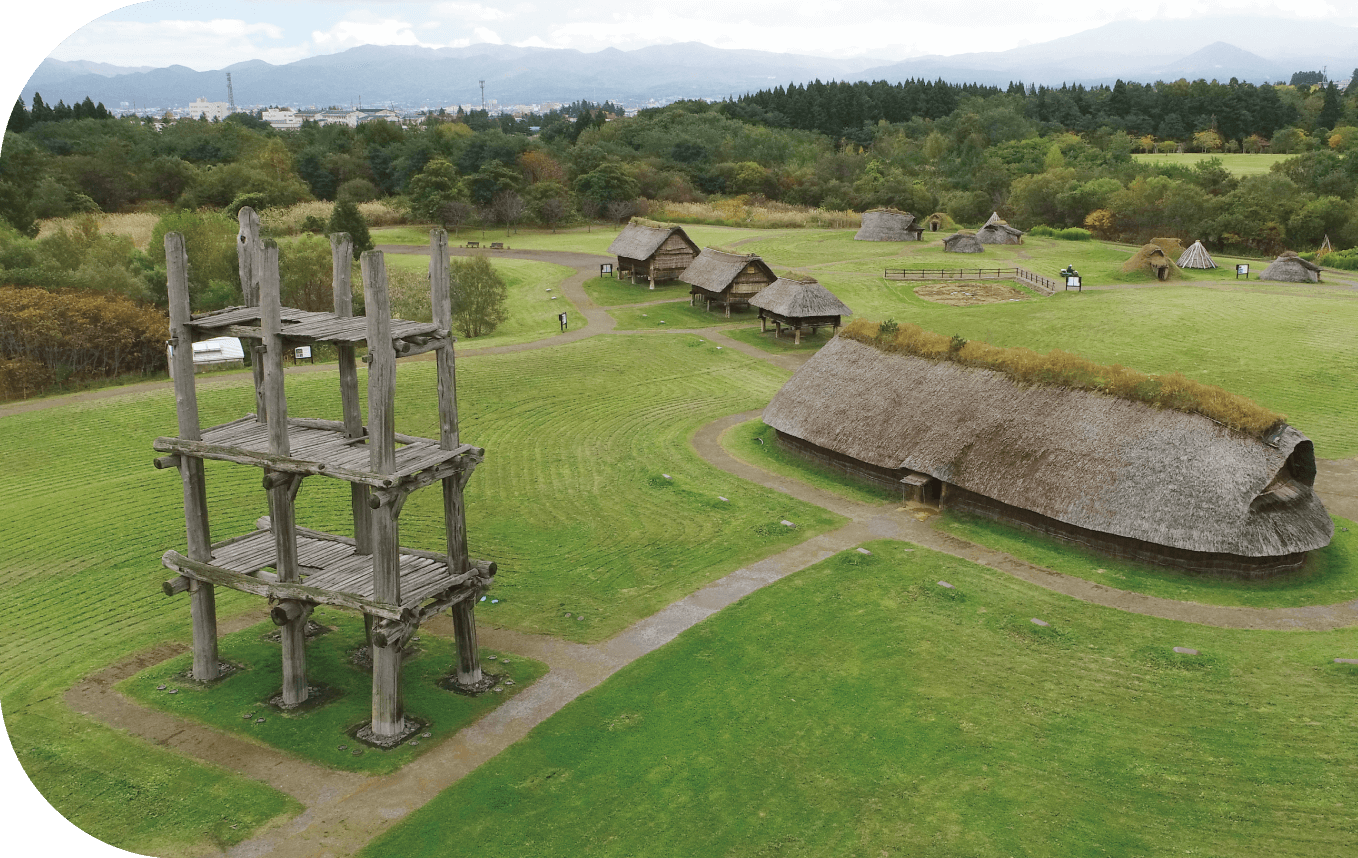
top-left (747, 277), bottom-right (853, 344)
top-left (763, 337), bottom-right (1333, 576)
top-left (607, 222), bottom-right (699, 288)
top-left (855, 209), bottom-right (925, 241)
top-left (680, 248), bottom-right (776, 316)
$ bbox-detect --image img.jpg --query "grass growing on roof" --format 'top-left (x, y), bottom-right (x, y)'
top-left (937, 510), bottom-right (1358, 609)
top-left (723, 418), bottom-right (896, 504)
top-left (841, 318), bottom-right (1284, 437)
top-left (121, 609), bottom-right (547, 774)
top-left (361, 540), bottom-right (1358, 858)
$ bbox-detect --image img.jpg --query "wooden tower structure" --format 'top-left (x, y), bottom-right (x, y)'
top-left (155, 209), bottom-right (494, 746)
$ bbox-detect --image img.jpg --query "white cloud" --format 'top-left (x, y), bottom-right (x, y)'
top-left (49, 18), bottom-right (308, 69)
top-left (430, 2), bottom-right (513, 22)
top-left (311, 18), bottom-right (436, 51)
top-left (473, 27), bottom-right (504, 45)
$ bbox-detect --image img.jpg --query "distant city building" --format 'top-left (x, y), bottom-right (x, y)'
top-left (289, 107), bottom-right (402, 128)
top-left (187, 97), bottom-right (231, 121)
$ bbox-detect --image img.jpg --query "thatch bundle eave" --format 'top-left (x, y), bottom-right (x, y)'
top-left (763, 338), bottom-right (1331, 559)
top-left (855, 209), bottom-right (924, 241)
top-left (1260, 253), bottom-right (1322, 283)
top-left (943, 233), bottom-right (984, 253)
top-left (679, 248), bottom-right (775, 294)
top-left (607, 222), bottom-right (694, 261)
top-left (749, 277), bottom-right (853, 318)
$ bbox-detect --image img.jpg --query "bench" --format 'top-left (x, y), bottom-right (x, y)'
top-left (489, 242), bottom-right (506, 250)
top-left (466, 241), bottom-right (479, 248)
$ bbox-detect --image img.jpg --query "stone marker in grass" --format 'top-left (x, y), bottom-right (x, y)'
top-left (781, 520), bottom-right (795, 527)
top-left (1031, 618), bottom-right (1050, 627)
top-left (1336, 658), bottom-right (1358, 665)
top-left (1174, 647), bottom-right (1200, 655)
top-left (938, 581), bottom-right (955, 589)
top-left (856, 548), bottom-right (872, 555)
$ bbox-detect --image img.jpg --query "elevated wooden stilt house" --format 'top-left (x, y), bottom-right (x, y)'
top-left (680, 248), bottom-right (777, 317)
top-left (155, 209), bottom-right (494, 748)
top-left (606, 222), bottom-right (699, 289)
top-left (748, 276), bottom-right (853, 344)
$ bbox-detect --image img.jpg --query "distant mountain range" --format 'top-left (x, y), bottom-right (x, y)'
top-left (19, 15), bottom-right (1358, 111)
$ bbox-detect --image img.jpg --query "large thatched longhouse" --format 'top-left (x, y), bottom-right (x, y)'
top-left (1261, 252), bottom-right (1323, 283)
top-left (854, 209), bottom-right (925, 241)
top-left (748, 277), bottom-right (853, 344)
top-left (607, 222), bottom-right (699, 288)
top-left (763, 337), bottom-right (1332, 576)
top-left (681, 248), bottom-right (776, 316)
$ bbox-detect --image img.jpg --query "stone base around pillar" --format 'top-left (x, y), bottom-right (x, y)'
top-left (354, 715), bottom-right (426, 749)
top-left (439, 671), bottom-right (501, 696)
top-left (266, 680), bottom-right (342, 712)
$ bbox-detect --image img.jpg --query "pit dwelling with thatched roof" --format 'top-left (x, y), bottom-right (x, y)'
top-left (763, 336), bottom-right (1332, 577)
top-left (943, 232), bottom-right (984, 253)
top-left (681, 248), bottom-right (777, 317)
top-left (975, 212), bottom-right (1024, 245)
top-left (748, 277), bottom-right (853, 344)
top-left (607, 222), bottom-right (699, 289)
top-left (1261, 252), bottom-right (1323, 283)
top-left (854, 209), bottom-right (925, 242)
top-left (1122, 243), bottom-right (1182, 281)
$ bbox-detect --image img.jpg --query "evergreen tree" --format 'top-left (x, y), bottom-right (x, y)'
top-left (52, 99), bottom-right (73, 121)
top-left (29, 93), bottom-right (52, 124)
top-left (1319, 82), bottom-right (1342, 132)
top-left (327, 200), bottom-right (373, 259)
top-left (7, 97), bottom-right (28, 133)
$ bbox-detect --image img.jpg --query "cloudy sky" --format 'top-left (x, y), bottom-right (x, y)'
top-left (7, 0), bottom-right (1353, 78)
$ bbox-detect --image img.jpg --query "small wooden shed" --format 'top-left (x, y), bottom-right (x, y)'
top-left (1261, 252), bottom-right (1323, 283)
top-left (943, 232), bottom-right (984, 253)
top-left (748, 277), bottom-right (853, 344)
top-left (975, 212), bottom-right (1024, 245)
top-left (606, 222), bottom-right (699, 289)
top-left (855, 209), bottom-right (925, 242)
top-left (681, 249), bottom-right (777, 316)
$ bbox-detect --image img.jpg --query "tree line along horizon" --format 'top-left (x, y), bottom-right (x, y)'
top-left (4, 71), bottom-right (1358, 397)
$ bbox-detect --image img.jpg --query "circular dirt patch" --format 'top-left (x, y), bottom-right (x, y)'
top-left (915, 281), bottom-right (1028, 306)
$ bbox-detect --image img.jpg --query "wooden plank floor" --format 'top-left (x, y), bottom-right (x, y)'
top-left (188, 306), bottom-right (439, 343)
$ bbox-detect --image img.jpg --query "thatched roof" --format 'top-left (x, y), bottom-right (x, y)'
top-left (679, 248), bottom-right (776, 293)
top-left (975, 217), bottom-right (1024, 244)
top-left (1261, 252), bottom-right (1322, 283)
top-left (1121, 243), bottom-right (1182, 279)
top-left (855, 209), bottom-right (923, 241)
top-left (607, 222), bottom-right (694, 260)
top-left (764, 337), bottom-right (1332, 558)
top-left (943, 232), bottom-right (985, 253)
top-left (749, 277), bottom-right (853, 318)
top-left (984, 211), bottom-right (1005, 226)
top-left (1151, 237), bottom-right (1186, 258)
top-left (1177, 240), bottom-right (1217, 269)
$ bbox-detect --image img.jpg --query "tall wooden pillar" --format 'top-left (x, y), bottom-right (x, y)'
top-left (166, 233), bottom-right (219, 682)
top-left (363, 250), bottom-right (405, 737)
top-left (648, 259), bottom-right (655, 290)
top-left (430, 230), bottom-right (482, 686)
top-left (331, 232), bottom-right (371, 554)
top-left (236, 207), bottom-right (266, 423)
top-left (760, 315), bottom-right (766, 333)
top-left (793, 325), bottom-right (801, 346)
top-left (260, 240), bottom-right (308, 707)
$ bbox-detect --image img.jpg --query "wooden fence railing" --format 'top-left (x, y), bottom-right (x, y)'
top-left (883, 266), bottom-right (1059, 297)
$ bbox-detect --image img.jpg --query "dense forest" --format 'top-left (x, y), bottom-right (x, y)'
top-left (3, 74), bottom-right (1358, 394)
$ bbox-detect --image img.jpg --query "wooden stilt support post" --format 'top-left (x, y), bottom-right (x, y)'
top-left (166, 232), bottom-right (219, 682)
top-left (793, 325), bottom-right (801, 346)
top-left (363, 250), bottom-right (405, 738)
top-left (430, 229), bottom-right (482, 687)
top-left (725, 301), bottom-right (731, 319)
top-left (260, 240), bottom-right (308, 707)
top-left (236, 207), bottom-right (266, 423)
top-left (648, 260), bottom-right (655, 290)
top-left (331, 232), bottom-right (371, 554)
top-left (760, 315), bottom-right (766, 333)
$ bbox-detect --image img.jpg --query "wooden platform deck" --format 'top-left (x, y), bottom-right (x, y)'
top-left (163, 521), bottom-right (493, 622)
top-left (154, 416), bottom-right (482, 488)
top-left (188, 306), bottom-right (441, 345)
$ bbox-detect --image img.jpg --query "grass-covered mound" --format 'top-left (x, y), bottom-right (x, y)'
top-left (840, 318), bottom-right (1284, 437)
top-left (121, 609), bottom-right (547, 775)
top-left (362, 540), bottom-right (1358, 858)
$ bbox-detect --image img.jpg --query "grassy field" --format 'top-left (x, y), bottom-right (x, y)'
top-left (0, 331), bottom-right (843, 851)
top-left (372, 223), bottom-right (773, 256)
top-left (605, 301), bottom-right (753, 330)
top-left (938, 511), bottom-right (1358, 609)
top-left (1132, 152), bottom-right (1295, 176)
top-left (384, 254), bottom-right (578, 351)
top-left (122, 609), bottom-right (547, 775)
top-left (363, 540), bottom-right (1358, 858)
top-left (723, 419), bottom-right (896, 504)
top-left (722, 325), bottom-right (836, 354)
top-left (579, 275), bottom-right (690, 306)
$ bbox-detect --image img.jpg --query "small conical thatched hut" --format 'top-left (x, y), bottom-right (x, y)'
top-left (1150, 237), bottom-right (1186, 258)
top-left (681, 248), bottom-right (777, 316)
top-left (855, 209), bottom-right (924, 242)
top-left (1260, 252), bottom-right (1323, 283)
top-left (1121, 243), bottom-right (1182, 281)
top-left (943, 232), bottom-right (984, 253)
top-left (975, 212), bottom-right (1024, 245)
top-left (1177, 240), bottom-right (1217, 269)
top-left (749, 277), bottom-right (853, 345)
top-left (607, 222), bottom-right (699, 288)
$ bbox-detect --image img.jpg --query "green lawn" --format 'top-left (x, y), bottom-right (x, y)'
top-left (122, 609), bottom-right (547, 775)
top-left (938, 510), bottom-right (1358, 609)
top-left (384, 253), bottom-right (579, 351)
top-left (580, 275), bottom-right (691, 306)
top-left (722, 325), bottom-right (836, 354)
top-left (1132, 152), bottom-right (1296, 176)
top-left (372, 224), bottom-right (778, 256)
top-left (723, 418), bottom-right (896, 505)
top-left (363, 540), bottom-right (1358, 858)
top-left (606, 300), bottom-right (754, 330)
